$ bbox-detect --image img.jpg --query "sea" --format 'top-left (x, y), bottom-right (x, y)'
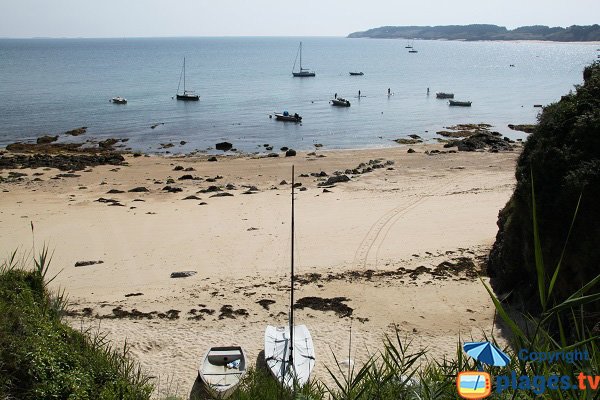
top-left (0, 37), bottom-right (597, 153)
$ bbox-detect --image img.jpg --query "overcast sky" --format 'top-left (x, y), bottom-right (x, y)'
top-left (1, 0), bottom-right (598, 38)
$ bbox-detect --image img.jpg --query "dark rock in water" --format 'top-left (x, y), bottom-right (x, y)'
top-left (257, 299), bottom-right (276, 310)
top-left (285, 149), bottom-right (297, 157)
top-left (128, 187), bottom-right (149, 192)
top-left (162, 186), bottom-right (182, 193)
top-left (319, 174), bottom-right (350, 186)
top-left (173, 165), bottom-right (184, 171)
top-left (160, 143), bottom-right (174, 149)
top-left (210, 192), bottom-right (234, 198)
top-left (508, 123), bottom-right (536, 133)
top-left (98, 138), bottom-right (119, 149)
top-left (75, 260), bottom-right (104, 267)
top-left (314, 143), bottom-right (323, 148)
top-left (107, 189), bottom-right (125, 194)
top-left (64, 127), bottom-right (87, 136)
top-left (180, 141), bottom-right (186, 145)
top-left (207, 156), bottom-right (218, 162)
top-left (280, 147), bottom-right (289, 151)
top-left (37, 135), bottom-right (59, 144)
top-left (0, 153), bottom-right (125, 171)
top-left (182, 195), bottom-right (201, 200)
top-left (267, 153), bottom-right (279, 158)
top-left (394, 138), bottom-right (422, 145)
top-left (266, 146), bottom-right (273, 151)
top-left (216, 142), bottom-right (233, 151)
top-left (408, 134), bottom-right (421, 139)
top-left (445, 132), bottom-right (514, 152)
top-left (170, 271), bottom-right (197, 278)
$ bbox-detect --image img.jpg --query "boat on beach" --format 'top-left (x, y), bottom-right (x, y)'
top-left (198, 346), bottom-right (247, 398)
top-left (264, 167), bottom-right (316, 390)
top-left (331, 97), bottom-right (351, 107)
top-left (436, 92), bottom-right (454, 99)
top-left (110, 96), bottom-right (127, 104)
top-left (349, 72), bottom-right (364, 76)
top-left (292, 42), bottom-right (315, 77)
top-left (176, 57), bottom-right (199, 101)
top-left (274, 111), bottom-right (302, 122)
top-left (449, 100), bottom-right (472, 107)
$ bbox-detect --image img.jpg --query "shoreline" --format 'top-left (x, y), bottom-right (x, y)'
top-left (1, 142), bottom-right (520, 392)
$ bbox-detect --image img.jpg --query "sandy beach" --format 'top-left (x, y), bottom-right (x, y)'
top-left (0, 143), bottom-right (519, 397)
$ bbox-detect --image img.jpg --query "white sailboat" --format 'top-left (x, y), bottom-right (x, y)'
top-left (264, 166), bottom-right (316, 389)
top-left (292, 42), bottom-right (316, 77)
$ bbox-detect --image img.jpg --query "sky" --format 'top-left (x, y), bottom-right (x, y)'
top-left (1, 0), bottom-right (599, 38)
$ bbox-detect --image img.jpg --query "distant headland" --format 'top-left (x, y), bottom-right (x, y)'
top-left (347, 24), bottom-right (600, 41)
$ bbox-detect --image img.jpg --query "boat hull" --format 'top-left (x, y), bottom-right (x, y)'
top-left (436, 93), bottom-right (454, 99)
top-left (111, 97), bottom-right (127, 104)
top-left (449, 100), bottom-right (472, 107)
top-left (199, 346), bottom-right (247, 399)
top-left (274, 113), bottom-right (302, 122)
top-left (331, 99), bottom-right (351, 107)
top-left (292, 72), bottom-right (315, 77)
top-left (177, 94), bottom-right (199, 101)
top-left (264, 325), bottom-right (315, 388)
top-left (349, 72), bottom-right (364, 76)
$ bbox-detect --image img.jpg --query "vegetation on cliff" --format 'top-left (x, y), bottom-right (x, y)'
top-left (348, 24), bottom-right (600, 41)
top-left (488, 62), bottom-right (600, 326)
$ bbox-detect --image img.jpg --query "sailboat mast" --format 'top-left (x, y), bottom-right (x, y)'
top-left (183, 57), bottom-right (186, 93)
top-left (289, 166), bottom-right (295, 368)
top-left (299, 42), bottom-right (302, 71)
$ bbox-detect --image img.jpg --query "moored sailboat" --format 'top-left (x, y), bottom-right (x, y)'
top-left (176, 57), bottom-right (199, 101)
top-left (292, 42), bottom-right (316, 77)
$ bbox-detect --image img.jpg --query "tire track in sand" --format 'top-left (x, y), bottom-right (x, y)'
top-left (353, 177), bottom-right (455, 270)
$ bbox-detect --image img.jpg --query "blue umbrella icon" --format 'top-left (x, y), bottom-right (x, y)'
top-left (463, 341), bottom-right (510, 368)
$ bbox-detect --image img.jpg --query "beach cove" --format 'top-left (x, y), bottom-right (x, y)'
top-left (1, 142), bottom-right (519, 395)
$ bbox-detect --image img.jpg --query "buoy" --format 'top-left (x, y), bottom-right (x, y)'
top-left (269, 115), bottom-right (272, 119)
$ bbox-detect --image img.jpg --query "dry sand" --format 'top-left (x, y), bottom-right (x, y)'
top-left (0, 143), bottom-right (519, 397)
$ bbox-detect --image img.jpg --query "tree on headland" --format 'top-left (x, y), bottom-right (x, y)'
top-left (487, 61), bottom-right (600, 331)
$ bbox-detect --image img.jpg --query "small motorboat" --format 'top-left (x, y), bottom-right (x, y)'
top-left (331, 97), bottom-right (351, 107)
top-left (349, 72), bottom-right (364, 76)
top-left (199, 346), bottom-right (247, 399)
top-left (110, 96), bottom-right (127, 104)
top-left (408, 49), bottom-right (418, 53)
top-left (449, 100), bottom-right (472, 107)
top-left (274, 111), bottom-right (302, 122)
top-left (436, 92), bottom-right (454, 99)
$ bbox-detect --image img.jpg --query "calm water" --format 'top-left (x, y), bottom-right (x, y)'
top-left (0, 37), bottom-right (597, 153)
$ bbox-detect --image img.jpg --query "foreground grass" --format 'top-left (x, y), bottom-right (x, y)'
top-left (0, 250), bottom-right (153, 400)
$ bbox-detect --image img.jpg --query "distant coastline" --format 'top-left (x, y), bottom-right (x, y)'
top-left (347, 24), bottom-right (600, 42)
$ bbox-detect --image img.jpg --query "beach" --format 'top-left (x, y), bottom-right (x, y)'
top-left (0, 143), bottom-right (519, 396)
